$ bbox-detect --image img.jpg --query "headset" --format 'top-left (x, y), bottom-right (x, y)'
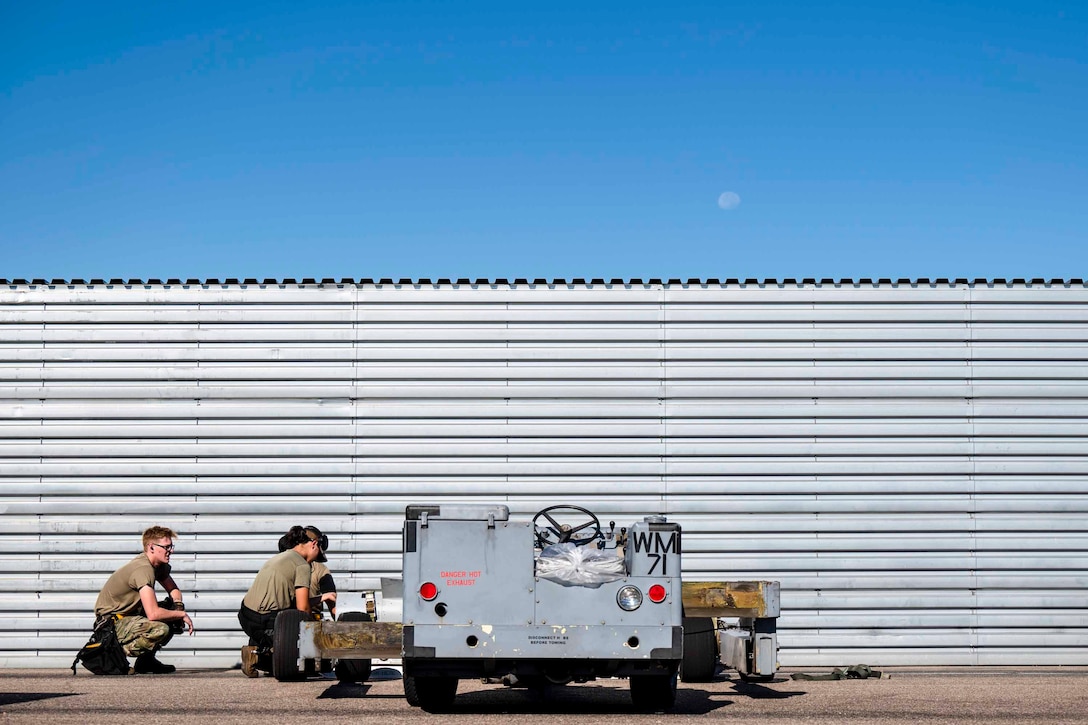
top-left (278, 526), bottom-right (330, 554)
top-left (305, 526), bottom-right (329, 552)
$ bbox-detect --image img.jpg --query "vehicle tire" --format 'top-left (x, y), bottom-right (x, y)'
top-left (333, 611), bottom-right (373, 683)
top-left (680, 616), bottom-right (719, 682)
top-left (272, 609), bottom-right (307, 681)
top-left (404, 675), bottom-right (458, 712)
top-left (630, 670), bottom-right (678, 712)
top-left (403, 674), bottom-right (421, 707)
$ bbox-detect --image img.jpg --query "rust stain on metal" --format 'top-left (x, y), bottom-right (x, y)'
top-left (313, 621), bottom-right (404, 658)
top-left (682, 581), bottom-right (770, 618)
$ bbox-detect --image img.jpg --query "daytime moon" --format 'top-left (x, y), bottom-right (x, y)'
top-left (718, 192), bottom-right (741, 210)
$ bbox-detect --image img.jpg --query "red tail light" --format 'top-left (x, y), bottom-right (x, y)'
top-left (419, 581), bottom-right (438, 600)
top-left (647, 584), bottom-right (667, 603)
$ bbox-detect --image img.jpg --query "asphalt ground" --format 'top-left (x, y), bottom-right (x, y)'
top-left (2, 667), bottom-right (1088, 724)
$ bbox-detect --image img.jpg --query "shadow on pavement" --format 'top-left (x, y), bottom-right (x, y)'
top-left (730, 678), bottom-right (807, 699)
top-left (373, 682), bottom-right (736, 715)
top-left (0, 692), bottom-right (79, 706)
top-left (319, 672), bottom-right (807, 713)
top-left (317, 682), bottom-right (373, 699)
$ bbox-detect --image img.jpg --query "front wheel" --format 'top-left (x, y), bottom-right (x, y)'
top-left (272, 609), bottom-right (307, 681)
top-left (333, 611), bottom-right (373, 683)
top-left (404, 674), bottom-right (458, 712)
top-left (630, 671), bottom-right (678, 712)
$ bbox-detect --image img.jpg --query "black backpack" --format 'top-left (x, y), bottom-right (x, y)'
top-left (72, 616), bottom-right (130, 675)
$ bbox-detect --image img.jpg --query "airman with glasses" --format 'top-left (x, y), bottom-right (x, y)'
top-left (93, 526), bottom-right (195, 674)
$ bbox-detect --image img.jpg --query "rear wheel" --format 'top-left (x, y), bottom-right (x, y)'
top-left (272, 609), bottom-right (307, 681)
top-left (404, 674), bottom-right (458, 712)
top-left (681, 616), bottom-right (719, 682)
top-left (630, 670), bottom-right (678, 712)
top-left (333, 611), bottom-right (373, 683)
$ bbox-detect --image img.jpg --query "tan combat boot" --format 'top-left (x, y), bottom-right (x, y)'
top-left (241, 645), bottom-right (259, 678)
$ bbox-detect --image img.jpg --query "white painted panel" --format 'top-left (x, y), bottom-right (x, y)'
top-left (664, 305), bottom-right (971, 323)
top-left (663, 362), bottom-right (975, 379)
top-left (6, 306), bottom-right (355, 324)
top-left (2, 281), bottom-right (1087, 668)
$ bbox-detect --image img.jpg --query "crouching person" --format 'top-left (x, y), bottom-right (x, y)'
top-left (237, 525), bottom-right (325, 677)
top-left (277, 529), bottom-right (337, 617)
top-left (93, 526), bottom-right (195, 674)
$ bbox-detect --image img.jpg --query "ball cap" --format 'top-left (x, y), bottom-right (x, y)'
top-left (305, 526), bottom-right (328, 562)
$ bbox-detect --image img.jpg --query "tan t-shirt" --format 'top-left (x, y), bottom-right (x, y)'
top-left (310, 561), bottom-right (335, 597)
top-left (94, 553), bottom-right (167, 617)
top-left (242, 550), bottom-right (311, 614)
top-left (308, 561), bottom-right (337, 613)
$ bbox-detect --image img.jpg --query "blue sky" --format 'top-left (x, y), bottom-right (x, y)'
top-left (1, 1), bottom-right (1085, 280)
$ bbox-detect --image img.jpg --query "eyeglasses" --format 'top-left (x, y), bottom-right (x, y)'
top-left (152, 543), bottom-right (175, 553)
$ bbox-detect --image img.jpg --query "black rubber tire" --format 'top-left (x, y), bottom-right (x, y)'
top-left (404, 675), bottom-right (458, 712)
top-left (629, 671), bottom-right (678, 712)
top-left (403, 673), bottom-right (421, 707)
top-left (272, 609), bottom-right (307, 681)
top-left (680, 616), bottom-right (719, 682)
top-left (333, 611), bottom-right (373, 683)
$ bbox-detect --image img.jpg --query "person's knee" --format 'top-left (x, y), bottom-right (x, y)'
top-left (254, 628), bottom-right (275, 651)
top-left (123, 623), bottom-right (171, 657)
top-left (154, 622), bottom-right (174, 649)
top-left (116, 616), bottom-right (165, 646)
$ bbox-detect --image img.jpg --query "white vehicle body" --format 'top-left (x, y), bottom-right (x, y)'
top-left (292, 503), bottom-right (781, 711)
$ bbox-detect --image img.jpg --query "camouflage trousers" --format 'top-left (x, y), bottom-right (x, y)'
top-left (114, 615), bottom-right (173, 657)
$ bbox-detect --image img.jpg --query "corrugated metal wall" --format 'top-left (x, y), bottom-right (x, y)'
top-left (2, 279), bottom-right (1086, 668)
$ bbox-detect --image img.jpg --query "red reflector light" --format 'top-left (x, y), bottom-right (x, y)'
top-left (647, 584), bottom-right (667, 603)
top-left (419, 582), bottom-right (438, 600)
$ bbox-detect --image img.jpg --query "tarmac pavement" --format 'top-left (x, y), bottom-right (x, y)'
top-left (2, 667), bottom-right (1088, 724)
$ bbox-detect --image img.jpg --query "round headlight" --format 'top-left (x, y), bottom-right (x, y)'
top-left (616, 585), bottom-right (643, 611)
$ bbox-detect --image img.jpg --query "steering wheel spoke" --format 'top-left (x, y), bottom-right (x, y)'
top-left (532, 505), bottom-right (602, 548)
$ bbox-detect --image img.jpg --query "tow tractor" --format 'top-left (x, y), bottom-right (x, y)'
top-left (273, 504), bottom-right (780, 711)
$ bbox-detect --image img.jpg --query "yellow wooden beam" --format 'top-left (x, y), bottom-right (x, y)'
top-left (681, 581), bottom-right (776, 618)
top-left (313, 621), bottom-right (404, 659)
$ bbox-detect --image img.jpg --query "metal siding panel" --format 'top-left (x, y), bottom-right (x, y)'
top-left (664, 305), bottom-right (971, 324)
top-left (2, 282), bottom-right (1087, 668)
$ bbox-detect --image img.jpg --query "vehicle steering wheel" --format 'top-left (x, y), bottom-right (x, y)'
top-left (532, 505), bottom-right (602, 548)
